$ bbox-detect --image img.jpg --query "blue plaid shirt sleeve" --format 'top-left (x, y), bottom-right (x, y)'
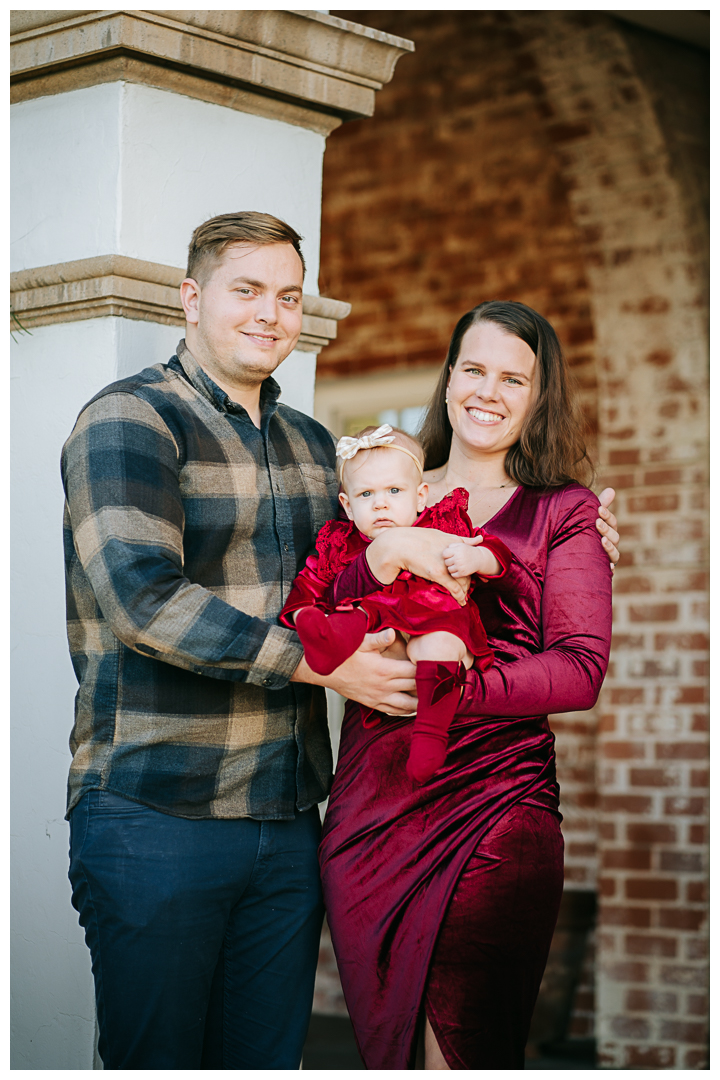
top-left (62, 390), bottom-right (304, 687)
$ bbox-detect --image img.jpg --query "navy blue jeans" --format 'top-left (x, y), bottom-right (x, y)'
top-left (69, 791), bottom-right (324, 1069)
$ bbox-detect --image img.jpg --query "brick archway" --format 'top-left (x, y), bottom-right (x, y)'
top-left (529, 13), bottom-right (709, 1069)
top-left (318, 9), bottom-right (708, 1068)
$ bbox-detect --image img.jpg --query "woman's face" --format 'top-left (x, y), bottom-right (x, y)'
top-left (446, 321), bottom-right (536, 458)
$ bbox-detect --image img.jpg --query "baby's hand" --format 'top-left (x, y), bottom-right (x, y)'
top-left (443, 536), bottom-right (501, 580)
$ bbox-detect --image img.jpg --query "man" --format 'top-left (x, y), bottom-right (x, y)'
top-left (63, 211), bottom-right (619, 1069)
top-left (62, 212), bottom-right (418, 1069)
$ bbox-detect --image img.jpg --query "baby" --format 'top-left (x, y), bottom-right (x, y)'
top-left (280, 425), bottom-right (511, 783)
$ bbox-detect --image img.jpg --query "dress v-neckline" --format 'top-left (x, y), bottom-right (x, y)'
top-left (427, 483), bottom-right (523, 530)
top-left (474, 484), bottom-right (524, 530)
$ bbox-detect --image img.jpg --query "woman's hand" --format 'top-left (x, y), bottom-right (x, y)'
top-left (365, 527), bottom-right (472, 605)
top-left (596, 487), bottom-right (620, 570)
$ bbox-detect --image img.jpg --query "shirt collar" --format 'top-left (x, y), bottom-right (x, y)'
top-left (173, 338), bottom-right (281, 420)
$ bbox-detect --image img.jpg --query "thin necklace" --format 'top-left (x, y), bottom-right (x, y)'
top-left (449, 480), bottom-right (515, 495)
top-left (440, 471), bottom-right (514, 495)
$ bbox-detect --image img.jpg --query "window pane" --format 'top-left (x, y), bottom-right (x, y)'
top-left (400, 406), bottom-right (427, 435)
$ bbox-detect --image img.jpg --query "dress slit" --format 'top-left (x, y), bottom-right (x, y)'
top-left (419, 803), bottom-right (564, 1069)
top-left (320, 704), bottom-right (562, 1070)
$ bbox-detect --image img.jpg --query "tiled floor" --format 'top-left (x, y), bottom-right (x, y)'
top-left (302, 1015), bottom-right (597, 1070)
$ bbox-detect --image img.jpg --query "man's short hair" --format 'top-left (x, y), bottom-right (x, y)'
top-left (186, 211), bottom-right (306, 285)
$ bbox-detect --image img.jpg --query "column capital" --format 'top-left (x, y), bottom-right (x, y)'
top-left (11, 9), bottom-right (414, 135)
top-left (10, 255), bottom-right (351, 354)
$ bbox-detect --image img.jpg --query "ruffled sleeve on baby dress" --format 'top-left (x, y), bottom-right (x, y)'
top-left (417, 487), bottom-right (513, 578)
top-left (315, 519), bottom-right (363, 583)
top-left (415, 486), bottom-right (475, 536)
top-left (279, 519), bottom-right (368, 627)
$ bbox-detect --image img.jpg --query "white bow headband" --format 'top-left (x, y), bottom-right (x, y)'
top-left (336, 424), bottom-right (424, 485)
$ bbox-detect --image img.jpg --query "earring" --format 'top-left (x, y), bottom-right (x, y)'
top-left (445, 396), bottom-right (449, 404)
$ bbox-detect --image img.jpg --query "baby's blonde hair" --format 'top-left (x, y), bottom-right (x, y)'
top-left (336, 426), bottom-right (425, 490)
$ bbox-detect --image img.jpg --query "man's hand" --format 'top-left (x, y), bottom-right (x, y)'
top-left (291, 628), bottom-right (418, 714)
top-left (597, 487), bottom-right (620, 570)
top-left (366, 528), bottom-right (472, 605)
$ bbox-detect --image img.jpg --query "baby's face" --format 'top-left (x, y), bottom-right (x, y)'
top-left (339, 448), bottom-right (428, 538)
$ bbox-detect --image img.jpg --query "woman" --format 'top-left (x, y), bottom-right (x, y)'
top-left (318, 301), bottom-right (615, 1069)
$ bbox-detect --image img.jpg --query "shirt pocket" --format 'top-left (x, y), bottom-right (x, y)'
top-left (297, 462), bottom-right (339, 534)
top-left (298, 462), bottom-right (337, 494)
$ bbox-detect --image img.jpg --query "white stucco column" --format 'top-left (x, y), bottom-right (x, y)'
top-left (10, 10), bottom-right (412, 1069)
top-left (11, 78), bottom-right (328, 408)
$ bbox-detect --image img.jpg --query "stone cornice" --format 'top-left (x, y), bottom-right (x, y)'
top-left (10, 256), bottom-right (351, 354)
top-left (10, 10), bottom-right (414, 135)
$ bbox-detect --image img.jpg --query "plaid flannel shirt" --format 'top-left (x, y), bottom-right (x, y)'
top-left (62, 340), bottom-right (338, 820)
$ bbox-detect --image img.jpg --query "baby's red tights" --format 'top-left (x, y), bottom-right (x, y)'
top-left (406, 660), bottom-right (466, 783)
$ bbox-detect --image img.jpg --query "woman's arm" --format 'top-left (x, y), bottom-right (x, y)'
top-left (361, 490), bottom-right (618, 592)
top-left (331, 529), bottom-right (473, 607)
top-left (332, 489), bottom-right (619, 611)
top-left (442, 532), bottom-right (513, 580)
top-left (364, 527), bottom-right (473, 602)
top-left (457, 490), bottom-right (613, 718)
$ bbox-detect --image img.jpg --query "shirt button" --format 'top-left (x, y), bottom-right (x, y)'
top-left (263, 677), bottom-right (273, 687)
top-left (284, 543), bottom-right (289, 552)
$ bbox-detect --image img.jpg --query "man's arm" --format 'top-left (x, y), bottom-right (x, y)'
top-left (63, 391), bottom-right (302, 688)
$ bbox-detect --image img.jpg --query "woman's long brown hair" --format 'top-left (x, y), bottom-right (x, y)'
top-left (417, 300), bottom-right (594, 487)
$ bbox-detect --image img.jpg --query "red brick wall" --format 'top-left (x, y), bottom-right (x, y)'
top-left (554, 710), bottom-right (599, 889)
top-left (569, 930), bottom-right (597, 1040)
top-left (318, 9), bottom-right (599, 447)
top-left (527, 14), bottom-right (709, 1068)
top-left (319, 10), bottom-right (708, 1067)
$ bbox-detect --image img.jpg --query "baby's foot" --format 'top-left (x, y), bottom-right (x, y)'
top-left (295, 607), bottom-right (368, 675)
top-left (406, 735), bottom-right (447, 783)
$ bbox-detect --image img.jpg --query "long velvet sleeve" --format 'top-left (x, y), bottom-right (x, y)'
top-left (331, 549), bottom-right (383, 606)
top-left (457, 488), bottom-right (612, 717)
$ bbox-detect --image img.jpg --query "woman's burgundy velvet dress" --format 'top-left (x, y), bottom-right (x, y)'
top-left (318, 483), bottom-right (613, 1070)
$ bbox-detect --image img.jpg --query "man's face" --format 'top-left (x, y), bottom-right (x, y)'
top-left (183, 242), bottom-right (304, 387)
